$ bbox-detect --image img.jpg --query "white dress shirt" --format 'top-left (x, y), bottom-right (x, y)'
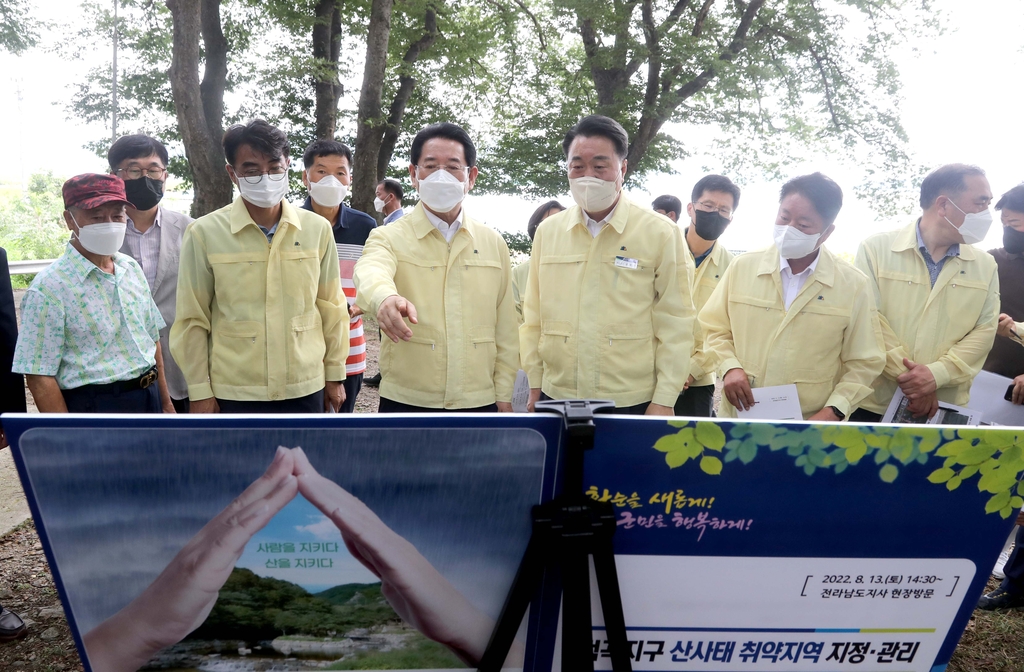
top-left (423, 206), bottom-right (463, 243)
top-left (779, 251), bottom-right (820, 310)
top-left (124, 209), bottom-right (162, 290)
top-left (583, 200), bottom-right (621, 238)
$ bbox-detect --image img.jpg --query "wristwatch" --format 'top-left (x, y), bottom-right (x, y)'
top-left (829, 406), bottom-right (846, 420)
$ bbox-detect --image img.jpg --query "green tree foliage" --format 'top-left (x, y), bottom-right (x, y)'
top-left (479, 0), bottom-right (936, 213)
top-left (326, 633), bottom-right (466, 669)
top-left (500, 230), bottom-right (532, 256)
top-left (188, 569), bottom-right (399, 641)
top-left (0, 0), bottom-right (38, 54)
top-left (0, 173), bottom-right (71, 282)
top-left (654, 421), bottom-right (1024, 519)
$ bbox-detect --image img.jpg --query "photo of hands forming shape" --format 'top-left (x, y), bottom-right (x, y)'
top-left (81, 446), bottom-right (524, 672)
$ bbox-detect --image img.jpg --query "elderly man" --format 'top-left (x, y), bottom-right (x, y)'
top-left (700, 173), bottom-right (885, 420)
top-left (354, 122), bottom-right (518, 412)
top-left (109, 134), bottom-right (193, 413)
top-left (853, 164), bottom-right (1000, 422)
top-left (13, 174), bottom-right (173, 413)
top-left (677, 174), bottom-right (741, 417)
top-left (299, 138), bottom-right (377, 412)
top-left (520, 115), bottom-right (695, 415)
top-left (171, 120), bottom-right (349, 414)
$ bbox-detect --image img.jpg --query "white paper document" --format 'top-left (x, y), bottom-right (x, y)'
top-left (735, 384), bottom-right (803, 420)
top-left (512, 369), bottom-right (530, 413)
top-left (968, 370), bottom-right (1024, 427)
top-left (882, 389), bottom-right (982, 425)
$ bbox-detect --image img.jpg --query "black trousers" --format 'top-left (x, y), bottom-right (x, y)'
top-left (341, 374), bottom-right (362, 414)
top-left (377, 397), bottom-right (498, 413)
top-left (217, 388), bottom-right (325, 413)
top-left (171, 397), bottom-right (190, 414)
top-left (850, 409), bottom-right (882, 423)
top-left (1000, 526), bottom-right (1024, 595)
top-left (63, 383), bottom-right (161, 413)
top-left (674, 384), bottom-right (715, 417)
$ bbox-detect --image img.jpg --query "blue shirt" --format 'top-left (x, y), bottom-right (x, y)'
top-left (916, 220), bottom-right (959, 287)
top-left (383, 207), bottom-right (405, 225)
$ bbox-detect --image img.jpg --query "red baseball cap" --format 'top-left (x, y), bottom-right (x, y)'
top-left (62, 173), bottom-right (135, 210)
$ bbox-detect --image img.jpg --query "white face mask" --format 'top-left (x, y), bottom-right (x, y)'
top-left (307, 172), bottom-right (348, 207)
top-left (773, 224), bottom-right (823, 260)
top-left (236, 173), bottom-right (290, 209)
top-left (70, 213), bottom-right (127, 256)
top-left (944, 198), bottom-right (993, 245)
top-left (415, 168), bottom-right (468, 213)
top-left (373, 196), bottom-right (387, 213)
top-left (569, 176), bottom-right (620, 214)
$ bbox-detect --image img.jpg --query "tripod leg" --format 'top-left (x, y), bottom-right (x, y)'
top-left (478, 536), bottom-right (545, 671)
top-left (592, 543), bottom-right (633, 671)
top-left (561, 548), bottom-right (595, 672)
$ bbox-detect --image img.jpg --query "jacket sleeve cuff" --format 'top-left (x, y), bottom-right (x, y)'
top-left (719, 357), bottom-right (743, 378)
top-left (367, 289), bottom-right (398, 317)
top-left (324, 365), bottom-right (346, 382)
top-left (188, 382), bottom-right (214, 401)
top-left (824, 395), bottom-right (851, 421)
top-left (652, 387), bottom-right (680, 408)
top-left (688, 356), bottom-right (706, 382)
top-left (926, 361), bottom-right (952, 390)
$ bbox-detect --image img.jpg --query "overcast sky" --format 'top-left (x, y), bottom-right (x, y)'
top-left (1, 0), bottom-right (1021, 254)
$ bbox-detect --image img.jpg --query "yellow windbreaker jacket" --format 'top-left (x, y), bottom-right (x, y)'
top-left (520, 196), bottom-right (696, 408)
top-left (699, 245), bottom-right (885, 419)
top-left (855, 221), bottom-right (1000, 413)
top-left (171, 198), bottom-right (349, 402)
top-left (353, 203), bottom-right (518, 409)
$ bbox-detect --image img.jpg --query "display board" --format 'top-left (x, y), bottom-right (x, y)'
top-left (6, 414), bottom-right (1022, 672)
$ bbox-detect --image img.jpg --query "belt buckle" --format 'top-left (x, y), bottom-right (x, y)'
top-left (140, 369), bottom-right (157, 389)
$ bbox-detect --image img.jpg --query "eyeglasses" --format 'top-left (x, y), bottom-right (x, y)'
top-left (116, 167), bottom-right (166, 180)
top-left (239, 171), bottom-right (289, 184)
top-left (695, 200), bottom-right (733, 219)
top-left (417, 164), bottom-right (469, 178)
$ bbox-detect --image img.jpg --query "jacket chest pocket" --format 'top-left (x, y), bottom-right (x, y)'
top-left (726, 293), bottom-right (781, 379)
top-left (933, 278), bottom-right (991, 336)
top-left (394, 254), bottom-right (446, 303)
top-left (603, 257), bottom-right (654, 295)
top-left (460, 258), bottom-right (503, 301)
top-left (209, 252), bottom-right (267, 312)
top-left (280, 249), bottom-right (320, 305)
top-left (539, 255), bottom-right (586, 314)
top-left (786, 305), bottom-right (848, 382)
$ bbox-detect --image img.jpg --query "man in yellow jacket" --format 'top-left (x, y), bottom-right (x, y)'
top-left (700, 173), bottom-right (885, 421)
top-left (171, 119), bottom-right (350, 413)
top-left (676, 174), bottom-right (740, 417)
top-left (353, 122), bottom-right (518, 412)
top-left (852, 164), bottom-right (1000, 421)
top-left (520, 115), bottom-right (695, 415)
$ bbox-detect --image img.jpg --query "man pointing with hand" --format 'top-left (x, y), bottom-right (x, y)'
top-left (353, 122), bottom-right (518, 412)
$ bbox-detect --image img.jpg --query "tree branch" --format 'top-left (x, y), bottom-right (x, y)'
top-left (377, 5), bottom-right (439, 180)
top-left (691, 0), bottom-right (714, 37)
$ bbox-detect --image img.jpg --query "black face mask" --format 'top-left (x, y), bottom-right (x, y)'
top-left (1005, 226), bottom-right (1024, 255)
top-left (693, 208), bottom-right (730, 241)
top-left (123, 176), bottom-right (164, 211)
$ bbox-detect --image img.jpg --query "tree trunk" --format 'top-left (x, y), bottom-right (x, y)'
top-left (376, 7), bottom-right (437, 181)
top-left (167, 0), bottom-right (233, 217)
top-left (313, 0), bottom-right (343, 139)
top-left (350, 0), bottom-right (394, 216)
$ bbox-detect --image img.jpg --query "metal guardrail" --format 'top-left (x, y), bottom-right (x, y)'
top-left (9, 260), bottom-right (55, 275)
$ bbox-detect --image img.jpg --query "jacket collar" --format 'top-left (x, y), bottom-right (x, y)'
top-left (229, 197), bottom-right (303, 235)
top-left (565, 194), bottom-right (630, 235)
top-left (892, 218), bottom-right (976, 260)
top-left (409, 201), bottom-right (476, 241)
top-left (757, 244), bottom-right (836, 288)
